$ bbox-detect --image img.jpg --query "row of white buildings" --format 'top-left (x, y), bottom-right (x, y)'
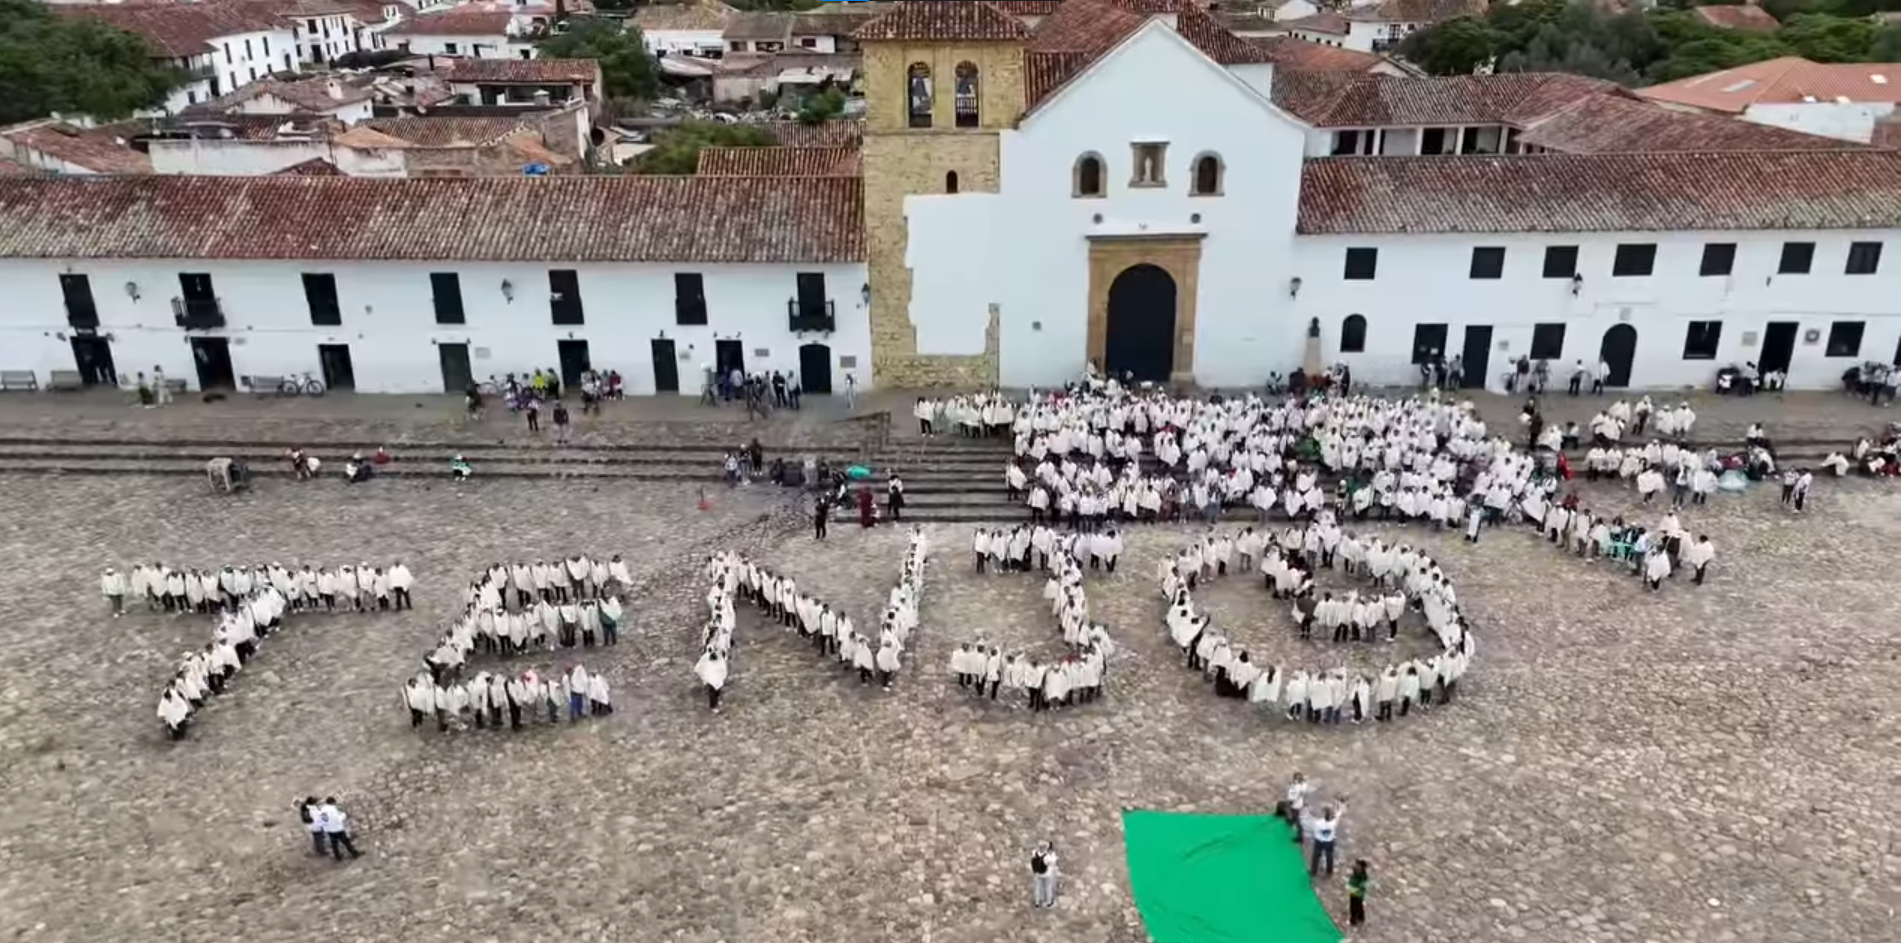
top-left (1, 0), bottom-right (1898, 397)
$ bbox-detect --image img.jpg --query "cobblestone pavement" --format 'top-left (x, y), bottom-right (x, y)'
top-left (0, 471), bottom-right (1895, 943)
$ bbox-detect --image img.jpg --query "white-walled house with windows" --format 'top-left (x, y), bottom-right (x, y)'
top-left (59, 3), bottom-right (301, 113)
top-left (0, 177), bottom-right (869, 396)
top-left (6, 0), bottom-right (1901, 397)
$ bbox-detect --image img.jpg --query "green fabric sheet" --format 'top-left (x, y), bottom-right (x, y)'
top-left (1122, 810), bottom-right (1342, 943)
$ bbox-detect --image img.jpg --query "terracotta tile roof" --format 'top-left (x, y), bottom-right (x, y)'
top-left (1029, 0), bottom-right (1147, 54)
top-left (0, 176), bottom-right (866, 262)
top-left (989, 0), bottom-right (1066, 13)
top-left (724, 11), bottom-right (793, 42)
top-left (444, 58), bottom-right (602, 84)
top-left (1167, 1), bottom-right (1273, 62)
top-left (0, 159), bottom-right (41, 177)
top-left (1021, 0), bottom-right (1267, 110)
top-left (1873, 117), bottom-right (1901, 149)
top-left (1250, 36), bottom-right (1391, 72)
top-left (1278, 11), bottom-right (1348, 34)
top-left (1517, 90), bottom-right (1865, 153)
top-left (2, 123), bottom-right (153, 175)
top-left (1343, 0), bottom-right (1486, 22)
top-left (332, 126), bottom-right (414, 149)
top-left (158, 114), bottom-right (341, 141)
top-left (386, 10), bottom-right (515, 36)
top-left (1297, 151), bottom-right (1901, 234)
top-left (1638, 57), bottom-right (1901, 113)
top-left (1692, 4), bottom-right (1778, 31)
top-left (504, 135), bottom-right (573, 167)
top-left (58, 2), bottom-right (290, 58)
top-left (761, 120), bottom-right (863, 147)
top-left (239, 0), bottom-right (390, 21)
top-left (631, 0), bottom-right (736, 32)
top-left (364, 116), bottom-right (530, 146)
top-left (272, 157), bottom-right (345, 175)
top-left (854, 1), bottom-right (1030, 41)
top-left (696, 145), bottom-right (860, 175)
top-left (1272, 72), bottom-right (1613, 127)
top-left (191, 76), bottom-right (376, 115)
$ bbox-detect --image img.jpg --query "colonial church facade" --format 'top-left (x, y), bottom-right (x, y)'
top-left (855, 1), bottom-right (1901, 393)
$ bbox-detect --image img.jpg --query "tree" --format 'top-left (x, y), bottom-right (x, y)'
top-left (537, 19), bottom-right (660, 102)
top-left (1397, 16), bottom-right (1497, 75)
top-left (0, 0), bottom-right (184, 124)
top-left (796, 86), bottom-right (845, 125)
top-left (633, 120), bottom-right (775, 174)
top-left (1872, 23), bottom-right (1901, 60)
top-left (1777, 12), bottom-right (1880, 61)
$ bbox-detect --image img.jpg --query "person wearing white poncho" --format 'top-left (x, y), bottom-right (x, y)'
top-left (695, 648), bottom-right (727, 712)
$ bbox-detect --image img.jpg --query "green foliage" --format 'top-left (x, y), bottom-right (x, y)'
top-left (0, 0), bottom-right (185, 124)
top-left (633, 120), bottom-right (775, 174)
top-left (537, 19), bottom-right (660, 101)
top-left (1399, 0), bottom-right (1897, 84)
top-left (796, 87), bottom-right (845, 125)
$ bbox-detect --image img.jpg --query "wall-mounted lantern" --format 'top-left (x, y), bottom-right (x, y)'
top-left (124, 281), bottom-right (141, 302)
top-left (1570, 273), bottom-right (1583, 297)
top-left (500, 279), bottom-right (515, 303)
top-left (1288, 276), bottom-right (1302, 299)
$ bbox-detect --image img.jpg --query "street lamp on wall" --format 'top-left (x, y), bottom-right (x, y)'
top-left (1288, 276), bottom-right (1302, 299)
top-left (500, 279), bottom-right (515, 303)
top-left (860, 282), bottom-right (871, 307)
top-left (1571, 273), bottom-right (1583, 297)
top-left (124, 281), bottom-right (141, 302)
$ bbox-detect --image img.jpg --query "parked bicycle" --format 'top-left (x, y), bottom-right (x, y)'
top-left (280, 372), bottom-right (326, 396)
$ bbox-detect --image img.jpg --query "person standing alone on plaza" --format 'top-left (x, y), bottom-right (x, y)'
top-left (1346, 860), bottom-right (1371, 927)
top-left (844, 372), bottom-right (858, 410)
top-left (1308, 800), bottom-right (1348, 879)
top-left (316, 797), bottom-right (361, 861)
top-left (153, 365), bottom-right (173, 405)
top-left (552, 399), bottom-right (572, 444)
top-left (526, 397), bottom-right (542, 434)
top-left (1030, 841), bottom-right (1060, 909)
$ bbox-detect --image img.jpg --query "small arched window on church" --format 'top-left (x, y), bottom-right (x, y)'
top-left (946, 171), bottom-right (960, 193)
top-left (954, 61), bottom-right (980, 128)
top-left (907, 62), bottom-right (933, 129)
top-left (1191, 152), bottom-right (1223, 196)
top-left (1340, 314), bottom-right (1368, 353)
top-left (1074, 153), bottom-right (1105, 197)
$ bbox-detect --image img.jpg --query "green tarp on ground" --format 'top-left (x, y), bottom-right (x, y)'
top-left (1122, 810), bottom-right (1342, 943)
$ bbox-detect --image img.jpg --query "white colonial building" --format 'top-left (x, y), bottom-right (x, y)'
top-left (3, 0), bottom-right (1900, 396)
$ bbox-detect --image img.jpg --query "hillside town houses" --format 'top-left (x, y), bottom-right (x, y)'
top-left (2, 0), bottom-right (1900, 398)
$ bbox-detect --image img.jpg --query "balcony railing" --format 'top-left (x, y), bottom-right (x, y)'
top-left (172, 296), bottom-right (226, 330)
top-left (788, 298), bottom-right (834, 332)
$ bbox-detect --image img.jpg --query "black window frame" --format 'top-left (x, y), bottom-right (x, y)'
top-left (430, 272), bottom-right (465, 325)
top-left (1826, 320), bottom-right (1865, 358)
top-left (673, 272), bottom-right (708, 326)
top-left (1611, 243), bottom-right (1657, 277)
top-left (1541, 245), bottom-right (1578, 279)
top-left (1343, 247), bottom-right (1378, 281)
top-left (548, 269), bottom-right (584, 325)
top-left (1529, 322), bottom-right (1566, 360)
top-left (1681, 320), bottom-right (1723, 361)
top-left (1698, 243), bottom-right (1736, 277)
top-left (1340, 314), bottom-right (1367, 353)
top-left (1846, 241), bottom-right (1882, 275)
top-left (302, 272), bottom-right (342, 326)
top-left (1410, 323), bottom-right (1448, 365)
top-left (1777, 241), bottom-right (1814, 275)
top-left (1468, 246), bottom-right (1506, 280)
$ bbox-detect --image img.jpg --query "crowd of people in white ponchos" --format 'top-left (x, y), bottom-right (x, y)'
top-left (696, 530), bottom-right (928, 711)
top-left (401, 664), bottom-right (611, 733)
top-left (1161, 521), bottom-right (1472, 723)
top-left (418, 555), bottom-right (633, 684)
top-left (952, 527), bottom-right (1116, 710)
top-left (134, 561), bottom-right (411, 740)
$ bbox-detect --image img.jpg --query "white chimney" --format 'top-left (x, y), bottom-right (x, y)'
top-left (327, 79), bottom-right (344, 100)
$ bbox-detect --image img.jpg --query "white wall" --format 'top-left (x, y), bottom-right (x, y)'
top-left (214, 28), bottom-right (301, 93)
top-left (398, 34), bottom-right (537, 58)
top-left (790, 33), bottom-right (838, 54)
top-left (0, 259), bottom-right (872, 395)
top-left (646, 29), bottom-right (726, 56)
top-left (149, 139), bottom-right (331, 175)
top-left (946, 23), bottom-right (1310, 389)
top-left (1295, 231), bottom-right (1901, 391)
top-left (1744, 101), bottom-right (1897, 144)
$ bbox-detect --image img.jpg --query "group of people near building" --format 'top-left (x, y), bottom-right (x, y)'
top-left (401, 665), bottom-right (611, 733)
top-left (142, 560), bottom-right (407, 740)
top-left (914, 394), bottom-right (1016, 437)
top-left (951, 532), bottom-right (1116, 711)
top-left (420, 556), bottom-right (632, 684)
top-left (696, 530), bottom-right (929, 711)
top-left (109, 561), bottom-right (414, 616)
top-left (1825, 433), bottom-right (1901, 477)
top-left (1160, 522), bottom-right (1474, 725)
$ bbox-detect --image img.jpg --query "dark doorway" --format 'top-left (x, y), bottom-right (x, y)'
top-left (556, 339), bottom-right (591, 389)
top-left (1103, 264), bottom-right (1177, 383)
top-left (317, 343), bottom-right (355, 391)
top-left (1411, 323), bottom-right (1449, 366)
top-left (1759, 321), bottom-right (1798, 375)
top-left (438, 342), bottom-right (473, 393)
top-left (651, 338), bottom-right (680, 393)
top-left (59, 274), bottom-right (99, 328)
top-left (69, 335), bottom-right (116, 386)
top-left (1599, 324), bottom-right (1637, 388)
top-left (715, 339), bottom-right (745, 379)
top-left (190, 336), bottom-right (235, 390)
top-left (1460, 325), bottom-right (1493, 390)
top-left (799, 343), bottom-right (833, 394)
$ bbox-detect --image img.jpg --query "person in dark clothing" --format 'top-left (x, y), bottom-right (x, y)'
top-left (1347, 860), bottom-right (1371, 926)
top-left (814, 495), bottom-right (829, 540)
top-left (297, 797), bottom-right (326, 856)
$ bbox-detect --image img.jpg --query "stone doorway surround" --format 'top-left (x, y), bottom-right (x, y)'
top-left (1085, 233), bottom-right (1204, 386)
